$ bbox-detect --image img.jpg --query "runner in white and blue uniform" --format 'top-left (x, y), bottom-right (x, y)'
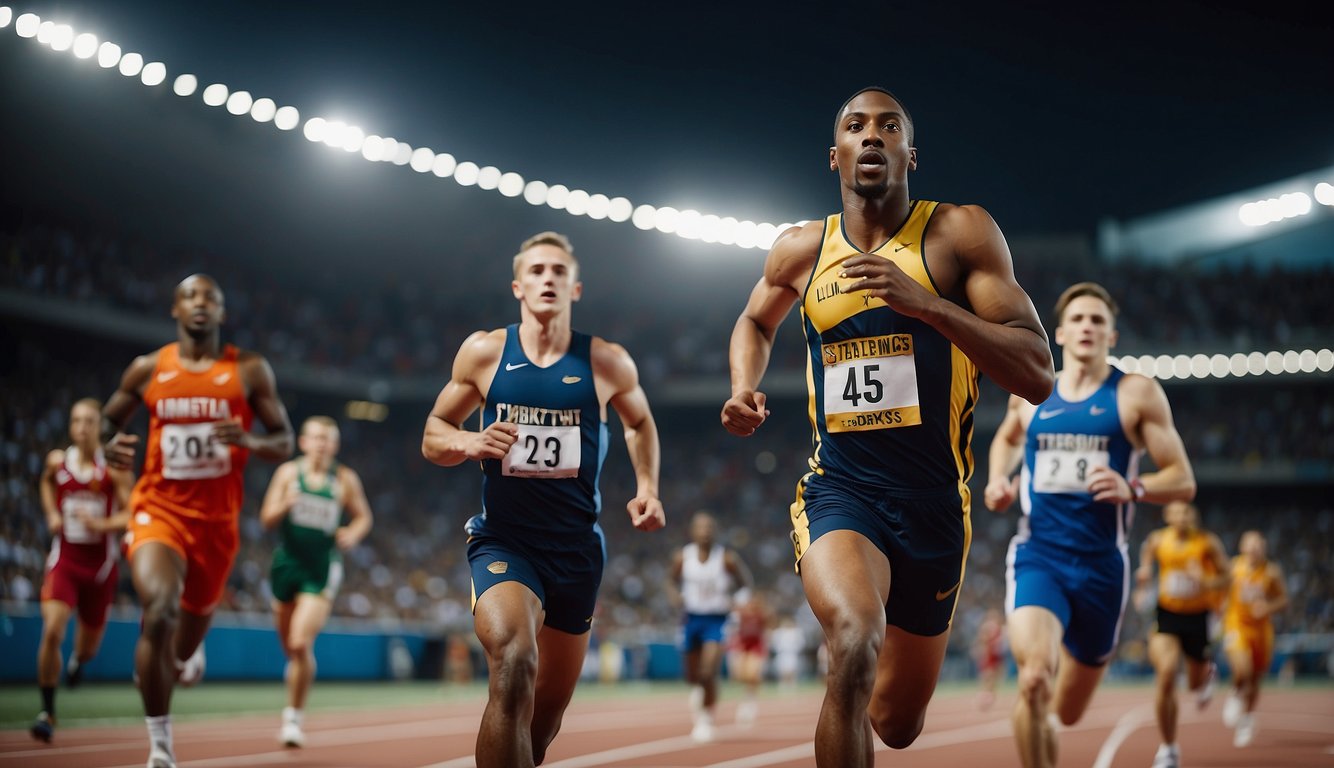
top-left (985, 282), bottom-right (1197, 768)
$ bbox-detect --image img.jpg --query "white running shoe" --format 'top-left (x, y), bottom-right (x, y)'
top-left (1234, 714), bottom-right (1256, 747)
top-left (280, 720), bottom-right (306, 748)
top-left (690, 717), bottom-right (715, 743)
top-left (146, 742), bottom-right (176, 768)
top-left (1151, 743), bottom-right (1179, 768)
top-left (177, 644), bottom-right (206, 688)
top-left (1222, 691), bottom-right (1244, 728)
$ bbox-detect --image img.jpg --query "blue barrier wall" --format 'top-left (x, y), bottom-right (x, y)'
top-left (0, 610), bottom-right (425, 682)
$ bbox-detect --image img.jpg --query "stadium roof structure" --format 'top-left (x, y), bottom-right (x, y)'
top-left (1097, 165), bottom-right (1334, 266)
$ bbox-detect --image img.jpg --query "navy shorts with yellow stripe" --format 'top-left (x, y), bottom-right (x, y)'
top-left (467, 530), bottom-right (604, 635)
top-left (790, 472), bottom-right (970, 636)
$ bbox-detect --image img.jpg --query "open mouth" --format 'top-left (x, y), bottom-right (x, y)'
top-left (856, 150), bottom-right (886, 172)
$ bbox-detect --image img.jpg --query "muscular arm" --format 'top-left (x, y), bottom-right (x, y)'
top-left (102, 354), bottom-right (156, 468)
top-left (1206, 533), bottom-right (1231, 591)
top-left (597, 338), bottom-right (665, 532)
top-left (421, 330), bottom-right (516, 467)
top-left (259, 461), bottom-right (298, 530)
top-left (665, 550), bottom-right (685, 609)
top-left (983, 394), bottom-right (1033, 512)
top-left (722, 223), bottom-right (821, 436)
top-left (230, 354), bottom-right (294, 462)
top-left (1136, 530), bottom-right (1161, 586)
top-left (1127, 375), bottom-right (1196, 504)
top-left (1263, 564), bottom-right (1289, 618)
top-left (39, 450), bottom-right (64, 534)
top-left (335, 466), bottom-right (374, 550)
top-left (97, 467), bottom-right (135, 533)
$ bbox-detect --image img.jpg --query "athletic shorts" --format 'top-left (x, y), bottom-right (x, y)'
top-left (791, 473), bottom-right (968, 636)
top-left (270, 549), bottom-right (343, 603)
top-left (126, 506), bottom-right (238, 615)
top-left (1156, 606), bottom-right (1212, 662)
top-left (1007, 538), bottom-right (1130, 667)
top-left (40, 546), bottom-right (118, 629)
top-left (733, 635), bottom-right (766, 656)
top-left (679, 613), bottom-right (728, 652)
top-left (467, 531), bottom-right (603, 635)
top-left (1224, 621), bottom-right (1274, 676)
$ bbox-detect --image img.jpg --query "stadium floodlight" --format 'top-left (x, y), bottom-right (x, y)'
top-left (302, 116), bottom-right (327, 142)
top-left (1264, 351), bottom-right (1283, 375)
top-left (319, 120), bottom-right (346, 148)
top-left (202, 83), bottom-right (228, 107)
top-left (430, 152), bottom-right (456, 178)
top-left (391, 142), bottom-right (412, 166)
top-left (14, 12), bottom-right (37, 38)
top-left (1315, 182), bottom-right (1334, 207)
top-left (273, 106), bottom-right (300, 131)
top-left (409, 147), bottom-right (435, 172)
top-left (360, 135), bottom-right (385, 161)
top-left (498, 172), bottom-right (524, 198)
top-left (0, 7), bottom-right (12, 29)
top-left (454, 161), bottom-right (480, 186)
top-left (585, 193), bottom-right (610, 219)
top-left (340, 125), bottom-right (365, 153)
top-left (141, 62), bottom-right (166, 87)
top-left (249, 97), bottom-right (276, 123)
top-left (735, 220), bottom-right (759, 249)
top-left (676, 209), bottom-right (702, 239)
top-left (1317, 349), bottom-right (1334, 373)
top-left (225, 90), bottom-right (252, 116)
top-left (631, 204), bottom-right (656, 230)
top-left (72, 32), bottom-right (97, 59)
top-left (699, 214), bottom-right (723, 243)
top-left (1210, 354), bottom-right (1230, 378)
top-left (49, 23), bottom-right (73, 51)
top-left (1282, 350), bottom-right (1301, 374)
top-left (118, 52), bottom-right (143, 77)
top-left (95, 41), bottom-right (120, 68)
top-left (523, 180), bottom-right (549, 206)
top-left (756, 223), bottom-right (779, 249)
top-left (1299, 349), bottom-right (1317, 373)
top-left (476, 166), bottom-right (502, 191)
top-left (35, 20), bottom-right (53, 43)
top-left (545, 184), bottom-right (570, 210)
top-left (564, 189), bottom-right (590, 215)
top-left (608, 197), bottom-right (633, 223)
top-left (654, 206), bottom-right (680, 234)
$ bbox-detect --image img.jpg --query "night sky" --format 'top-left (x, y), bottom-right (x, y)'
top-left (2, 0), bottom-right (1331, 285)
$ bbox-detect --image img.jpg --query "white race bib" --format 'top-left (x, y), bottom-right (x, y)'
top-left (1164, 570), bottom-right (1202, 600)
top-left (290, 495), bottom-right (341, 533)
top-left (821, 334), bottom-right (921, 433)
top-left (1032, 448), bottom-right (1109, 494)
top-left (161, 422), bottom-right (231, 480)
top-left (61, 494), bottom-right (104, 544)
top-left (502, 425), bottom-right (581, 478)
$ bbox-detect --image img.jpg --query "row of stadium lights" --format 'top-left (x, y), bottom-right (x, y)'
top-left (1237, 183), bottom-right (1334, 227)
top-left (2, 7), bottom-right (795, 250)
top-left (4, 8), bottom-right (1332, 382)
top-left (1111, 349), bottom-right (1333, 380)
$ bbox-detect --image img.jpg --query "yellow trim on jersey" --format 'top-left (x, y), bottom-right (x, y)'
top-left (802, 202), bottom-right (940, 335)
top-left (788, 473), bottom-right (815, 573)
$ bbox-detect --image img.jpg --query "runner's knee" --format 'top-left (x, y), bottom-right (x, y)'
top-left (869, 706), bottom-right (926, 750)
top-left (1017, 658), bottom-right (1051, 707)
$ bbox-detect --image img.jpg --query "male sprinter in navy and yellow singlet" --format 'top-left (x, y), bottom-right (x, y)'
top-left (722, 87), bottom-right (1054, 767)
top-left (423, 232), bottom-right (665, 768)
top-left (985, 283), bottom-right (1197, 768)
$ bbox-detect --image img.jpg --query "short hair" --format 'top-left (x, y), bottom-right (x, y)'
top-left (1054, 282), bottom-right (1119, 325)
top-left (512, 231), bottom-right (577, 278)
top-left (302, 415), bottom-right (339, 434)
top-left (834, 86), bottom-right (914, 145)
top-left (176, 273), bottom-right (224, 300)
top-left (71, 397), bottom-right (102, 414)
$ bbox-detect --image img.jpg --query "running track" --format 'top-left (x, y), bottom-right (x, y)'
top-left (3, 686), bottom-right (1331, 767)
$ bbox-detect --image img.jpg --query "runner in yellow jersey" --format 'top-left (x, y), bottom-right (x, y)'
top-left (1135, 501), bottom-right (1230, 768)
top-left (1220, 530), bottom-right (1286, 748)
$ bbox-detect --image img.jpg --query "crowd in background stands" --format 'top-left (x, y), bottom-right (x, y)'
top-left (4, 223), bottom-right (1332, 385)
top-left (2, 220), bottom-right (1332, 677)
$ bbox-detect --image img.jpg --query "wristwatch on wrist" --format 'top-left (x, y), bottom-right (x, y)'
top-left (1129, 477), bottom-right (1147, 501)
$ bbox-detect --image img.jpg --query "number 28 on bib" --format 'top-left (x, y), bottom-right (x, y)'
top-left (822, 334), bottom-right (922, 433)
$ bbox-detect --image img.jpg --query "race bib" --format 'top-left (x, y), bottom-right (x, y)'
top-left (1032, 448), bottom-right (1109, 494)
top-left (60, 494), bottom-right (104, 544)
top-left (502, 425), bottom-right (581, 478)
top-left (1164, 570), bottom-right (1202, 600)
top-left (161, 422), bottom-right (231, 480)
top-left (290, 495), bottom-right (341, 533)
top-left (821, 334), bottom-right (921, 433)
